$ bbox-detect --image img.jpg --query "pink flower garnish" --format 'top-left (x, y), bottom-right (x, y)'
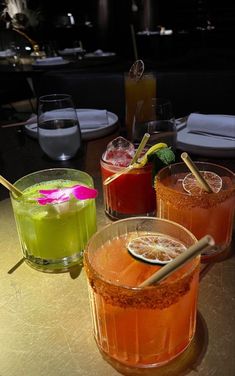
top-left (36, 185), bottom-right (98, 205)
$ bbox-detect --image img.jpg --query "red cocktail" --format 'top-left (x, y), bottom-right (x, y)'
top-left (101, 138), bottom-right (155, 219)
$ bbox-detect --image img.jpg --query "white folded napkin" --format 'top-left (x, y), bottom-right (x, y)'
top-left (59, 48), bottom-right (83, 54)
top-left (187, 113), bottom-right (235, 140)
top-left (76, 110), bottom-right (108, 129)
top-left (26, 109), bottom-right (108, 130)
top-left (0, 49), bottom-right (15, 57)
top-left (34, 57), bottom-right (64, 65)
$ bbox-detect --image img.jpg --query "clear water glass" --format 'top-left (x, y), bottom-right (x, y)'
top-left (133, 98), bottom-right (177, 149)
top-left (38, 94), bottom-right (81, 161)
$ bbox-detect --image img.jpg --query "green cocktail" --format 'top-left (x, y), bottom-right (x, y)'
top-left (10, 169), bottom-right (97, 272)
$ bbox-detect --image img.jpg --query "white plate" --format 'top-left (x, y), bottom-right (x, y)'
top-left (32, 60), bottom-right (70, 68)
top-left (176, 121), bottom-right (235, 158)
top-left (58, 48), bottom-right (85, 56)
top-left (24, 109), bottom-right (119, 141)
top-left (85, 52), bottom-right (116, 58)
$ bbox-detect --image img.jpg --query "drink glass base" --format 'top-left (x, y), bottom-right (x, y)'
top-left (201, 243), bottom-right (231, 263)
top-left (105, 208), bottom-right (156, 220)
top-left (51, 153), bottom-right (76, 161)
top-left (24, 251), bottom-right (83, 273)
top-left (98, 338), bottom-right (193, 376)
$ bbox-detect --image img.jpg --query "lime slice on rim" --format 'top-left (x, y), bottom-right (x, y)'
top-left (129, 60), bottom-right (145, 81)
top-left (127, 235), bottom-right (186, 265)
top-left (182, 171), bottom-right (222, 195)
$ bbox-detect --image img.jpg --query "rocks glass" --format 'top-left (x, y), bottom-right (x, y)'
top-left (100, 137), bottom-right (156, 219)
top-left (10, 168), bottom-right (97, 272)
top-left (155, 162), bottom-right (235, 262)
top-left (84, 217), bottom-right (200, 373)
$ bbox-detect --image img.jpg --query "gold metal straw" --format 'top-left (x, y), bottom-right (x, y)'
top-left (139, 235), bottom-right (215, 287)
top-left (103, 133), bottom-right (150, 186)
top-left (0, 175), bottom-right (23, 197)
top-left (103, 165), bottom-right (134, 186)
top-left (130, 133), bottom-right (150, 164)
top-left (181, 152), bottom-right (213, 193)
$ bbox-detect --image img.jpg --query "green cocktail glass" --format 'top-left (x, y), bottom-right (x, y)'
top-left (10, 168), bottom-right (97, 272)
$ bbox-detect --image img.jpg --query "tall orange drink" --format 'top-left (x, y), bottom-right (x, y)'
top-left (155, 162), bottom-right (235, 261)
top-left (84, 217), bottom-right (200, 373)
top-left (125, 72), bottom-right (156, 140)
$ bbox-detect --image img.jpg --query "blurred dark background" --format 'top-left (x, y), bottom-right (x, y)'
top-left (1, 0), bottom-right (235, 70)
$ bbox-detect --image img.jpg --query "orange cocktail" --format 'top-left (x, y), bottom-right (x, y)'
top-left (125, 72), bottom-right (156, 139)
top-left (84, 217), bottom-right (199, 373)
top-left (155, 162), bottom-right (235, 261)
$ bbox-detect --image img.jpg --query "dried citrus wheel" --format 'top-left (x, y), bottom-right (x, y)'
top-left (127, 234), bottom-right (186, 265)
top-left (182, 171), bottom-right (222, 195)
top-left (129, 59), bottom-right (145, 81)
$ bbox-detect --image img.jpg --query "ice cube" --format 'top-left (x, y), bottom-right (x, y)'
top-left (103, 137), bottom-right (135, 167)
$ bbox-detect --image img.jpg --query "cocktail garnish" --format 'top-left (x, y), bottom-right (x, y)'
top-left (150, 147), bottom-right (175, 166)
top-left (182, 171), bottom-right (222, 195)
top-left (181, 152), bottom-right (213, 193)
top-left (127, 235), bottom-right (186, 265)
top-left (103, 142), bottom-right (174, 186)
top-left (129, 60), bottom-right (145, 81)
top-left (36, 185), bottom-right (98, 205)
top-left (103, 142), bottom-right (168, 185)
top-left (138, 235), bottom-right (215, 287)
top-left (147, 146), bottom-right (175, 183)
top-left (136, 142), bottom-right (168, 168)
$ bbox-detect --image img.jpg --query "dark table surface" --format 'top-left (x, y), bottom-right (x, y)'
top-left (0, 122), bottom-right (121, 200)
top-left (0, 123), bottom-right (234, 200)
top-left (0, 55), bottom-right (130, 75)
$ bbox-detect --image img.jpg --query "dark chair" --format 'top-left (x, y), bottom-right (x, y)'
top-left (0, 74), bottom-right (35, 120)
top-left (0, 29), bottom-right (32, 53)
top-left (33, 71), bottom-right (126, 126)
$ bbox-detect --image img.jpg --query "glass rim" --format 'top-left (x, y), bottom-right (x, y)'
top-left (39, 94), bottom-right (72, 103)
top-left (100, 156), bottom-right (152, 171)
top-left (156, 161), bottom-right (235, 198)
top-left (84, 216), bottom-right (198, 292)
top-left (157, 161), bottom-right (235, 179)
top-left (135, 97), bottom-right (173, 108)
top-left (11, 168), bottom-right (94, 202)
top-left (124, 71), bottom-right (155, 77)
top-left (100, 144), bottom-right (151, 166)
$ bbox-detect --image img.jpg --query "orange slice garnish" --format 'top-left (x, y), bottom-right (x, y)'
top-left (129, 60), bottom-right (145, 81)
top-left (182, 171), bottom-right (222, 195)
top-left (127, 234), bottom-right (186, 265)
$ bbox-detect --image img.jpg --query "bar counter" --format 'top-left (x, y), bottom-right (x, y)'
top-left (0, 125), bottom-right (234, 375)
